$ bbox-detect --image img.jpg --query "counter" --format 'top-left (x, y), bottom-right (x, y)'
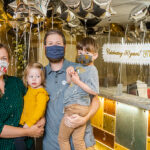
top-left (91, 87), bottom-right (150, 150)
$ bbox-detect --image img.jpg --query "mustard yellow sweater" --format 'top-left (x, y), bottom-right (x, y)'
top-left (20, 86), bottom-right (49, 127)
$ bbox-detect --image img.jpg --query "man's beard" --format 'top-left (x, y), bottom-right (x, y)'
top-left (47, 56), bottom-right (64, 63)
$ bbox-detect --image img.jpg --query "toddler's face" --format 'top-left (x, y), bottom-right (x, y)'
top-left (27, 68), bottom-right (42, 89)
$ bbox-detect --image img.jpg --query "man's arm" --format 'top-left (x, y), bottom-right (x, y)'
top-left (64, 95), bottom-right (100, 128)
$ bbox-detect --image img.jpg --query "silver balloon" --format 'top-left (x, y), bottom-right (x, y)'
top-left (8, 1), bottom-right (17, 11)
top-left (62, 0), bottom-right (80, 8)
top-left (13, 0), bottom-right (51, 16)
top-left (93, 0), bottom-right (111, 9)
top-left (140, 21), bottom-right (147, 32)
top-left (81, 0), bottom-right (92, 10)
top-left (129, 4), bottom-right (148, 22)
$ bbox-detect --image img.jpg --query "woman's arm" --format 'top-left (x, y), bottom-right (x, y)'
top-left (64, 95), bottom-right (100, 128)
top-left (0, 124), bottom-right (44, 138)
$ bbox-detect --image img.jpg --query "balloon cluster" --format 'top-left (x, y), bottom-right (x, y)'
top-left (2, 0), bottom-right (117, 35)
top-left (59, 0), bottom-right (116, 35)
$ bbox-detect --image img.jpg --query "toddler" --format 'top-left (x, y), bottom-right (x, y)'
top-left (58, 37), bottom-right (99, 150)
top-left (15, 62), bottom-right (49, 150)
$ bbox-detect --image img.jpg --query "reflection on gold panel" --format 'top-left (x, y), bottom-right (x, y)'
top-left (104, 98), bottom-right (116, 116)
top-left (103, 113), bottom-right (115, 134)
top-left (114, 143), bottom-right (129, 150)
top-left (148, 111), bottom-right (150, 136)
top-left (91, 97), bottom-right (104, 128)
top-left (95, 141), bottom-right (112, 150)
top-left (147, 137), bottom-right (150, 150)
top-left (93, 127), bottom-right (114, 149)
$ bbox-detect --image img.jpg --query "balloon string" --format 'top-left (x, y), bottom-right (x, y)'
top-left (28, 23), bottom-right (32, 62)
top-left (15, 23), bottom-right (18, 76)
top-left (24, 24), bottom-right (27, 68)
top-left (84, 19), bottom-right (87, 37)
top-left (125, 24), bottom-right (128, 42)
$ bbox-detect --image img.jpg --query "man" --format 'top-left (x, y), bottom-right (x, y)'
top-left (43, 29), bottom-right (100, 150)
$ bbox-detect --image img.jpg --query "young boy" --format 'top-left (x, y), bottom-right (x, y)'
top-left (58, 37), bottom-right (99, 150)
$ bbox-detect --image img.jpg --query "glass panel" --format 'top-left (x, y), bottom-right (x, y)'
top-left (115, 103), bottom-right (147, 150)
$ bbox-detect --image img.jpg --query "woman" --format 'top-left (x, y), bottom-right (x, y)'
top-left (0, 43), bottom-right (44, 150)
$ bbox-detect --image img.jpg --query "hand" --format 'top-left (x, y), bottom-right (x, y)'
top-left (64, 114), bottom-right (87, 128)
top-left (23, 124), bottom-right (29, 128)
top-left (28, 124), bottom-right (44, 138)
top-left (71, 72), bottom-right (80, 85)
top-left (35, 117), bottom-right (46, 128)
top-left (66, 66), bottom-right (75, 75)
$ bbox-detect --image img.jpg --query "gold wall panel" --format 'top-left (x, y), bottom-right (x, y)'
top-left (147, 137), bottom-right (150, 150)
top-left (103, 114), bottom-right (115, 134)
top-left (114, 143), bottom-right (129, 150)
top-left (148, 111), bottom-right (150, 137)
top-left (91, 97), bottom-right (104, 128)
top-left (104, 98), bottom-right (116, 116)
top-left (93, 127), bottom-right (114, 149)
top-left (95, 141), bottom-right (112, 150)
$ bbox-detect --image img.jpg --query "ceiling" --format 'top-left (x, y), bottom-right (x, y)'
top-left (100, 0), bottom-right (150, 26)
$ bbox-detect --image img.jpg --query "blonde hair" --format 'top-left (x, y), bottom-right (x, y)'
top-left (76, 37), bottom-right (98, 53)
top-left (23, 62), bottom-right (45, 87)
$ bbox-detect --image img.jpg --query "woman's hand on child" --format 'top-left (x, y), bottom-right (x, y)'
top-left (64, 114), bottom-right (87, 128)
top-left (28, 124), bottom-right (44, 138)
top-left (36, 117), bottom-right (46, 128)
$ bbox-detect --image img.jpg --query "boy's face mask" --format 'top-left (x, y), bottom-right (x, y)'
top-left (0, 60), bottom-right (9, 76)
top-left (76, 54), bottom-right (92, 66)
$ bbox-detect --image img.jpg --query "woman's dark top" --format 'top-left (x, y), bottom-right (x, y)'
top-left (0, 75), bottom-right (33, 150)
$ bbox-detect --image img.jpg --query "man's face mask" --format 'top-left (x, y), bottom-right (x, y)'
top-left (46, 45), bottom-right (65, 63)
top-left (76, 54), bottom-right (92, 66)
top-left (0, 60), bottom-right (9, 76)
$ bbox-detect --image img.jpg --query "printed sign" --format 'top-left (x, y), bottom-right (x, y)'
top-left (102, 43), bottom-right (150, 65)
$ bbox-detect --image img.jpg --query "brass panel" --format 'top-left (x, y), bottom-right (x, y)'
top-left (93, 127), bottom-right (114, 149)
top-left (104, 98), bottom-right (116, 116)
top-left (147, 137), bottom-right (150, 150)
top-left (91, 97), bottom-right (103, 128)
top-left (95, 141), bottom-right (112, 150)
top-left (114, 143), bottom-right (129, 150)
top-left (148, 111), bottom-right (150, 136)
top-left (103, 114), bottom-right (115, 134)
top-left (116, 103), bottom-right (147, 150)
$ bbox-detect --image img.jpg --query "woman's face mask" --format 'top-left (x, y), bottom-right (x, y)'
top-left (46, 45), bottom-right (65, 62)
top-left (76, 54), bottom-right (92, 66)
top-left (0, 60), bottom-right (9, 76)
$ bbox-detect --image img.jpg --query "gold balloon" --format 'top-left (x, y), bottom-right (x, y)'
top-left (110, 23), bottom-right (124, 36)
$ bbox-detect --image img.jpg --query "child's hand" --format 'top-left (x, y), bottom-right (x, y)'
top-left (23, 124), bottom-right (29, 128)
top-left (71, 72), bottom-right (80, 85)
top-left (66, 66), bottom-right (75, 84)
top-left (66, 66), bottom-right (75, 75)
